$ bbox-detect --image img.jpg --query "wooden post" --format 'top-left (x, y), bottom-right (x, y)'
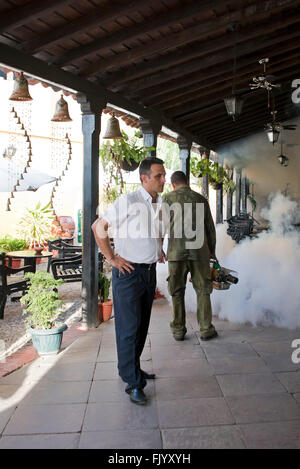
top-left (226, 168), bottom-right (233, 220)
top-left (77, 95), bottom-right (104, 328)
top-left (139, 118), bottom-right (161, 157)
top-left (177, 136), bottom-right (192, 184)
top-left (235, 168), bottom-right (242, 216)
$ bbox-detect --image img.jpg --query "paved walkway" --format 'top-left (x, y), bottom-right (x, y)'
top-left (1, 297), bottom-right (300, 449)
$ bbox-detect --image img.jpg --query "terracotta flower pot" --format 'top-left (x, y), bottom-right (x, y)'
top-left (5, 258), bottom-right (21, 269)
top-left (98, 299), bottom-right (113, 323)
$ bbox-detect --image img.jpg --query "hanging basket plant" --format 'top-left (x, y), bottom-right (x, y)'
top-left (190, 156), bottom-right (235, 193)
top-left (100, 131), bottom-right (153, 204)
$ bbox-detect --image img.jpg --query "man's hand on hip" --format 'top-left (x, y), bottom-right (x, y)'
top-left (109, 255), bottom-right (135, 275)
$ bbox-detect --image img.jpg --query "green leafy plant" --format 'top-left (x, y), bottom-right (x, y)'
top-left (247, 194), bottom-right (257, 212)
top-left (17, 201), bottom-right (55, 248)
top-left (100, 130), bottom-right (154, 203)
top-left (20, 272), bottom-right (65, 329)
top-left (98, 271), bottom-right (111, 303)
top-left (0, 235), bottom-right (27, 253)
top-left (191, 157), bottom-right (235, 193)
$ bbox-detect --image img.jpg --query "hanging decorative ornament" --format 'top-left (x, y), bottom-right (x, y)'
top-left (103, 112), bottom-right (123, 139)
top-left (51, 94), bottom-right (72, 122)
top-left (9, 72), bottom-right (33, 101)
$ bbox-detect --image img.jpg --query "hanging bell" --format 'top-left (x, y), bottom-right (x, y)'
top-left (51, 94), bottom-right (72, 122)
top-left (9, 72), bottom-right (32, 101)
top-left (103, 113), bottom-right (123, 139)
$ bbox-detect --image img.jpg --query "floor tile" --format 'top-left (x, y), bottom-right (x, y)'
top-left (151, 344), bottom-right (205, 362)
top-left (158, 397), bottom-right (234, 428)
top-left (89, 380), bottom-right (154, 403)
top-left (155, 376), bottom-right (222, 400)
top-left (79, 430), bottom-right (162, 449)
top-left (162, 425), bottom-right (246, 449)
top-left (226, 393), bottom-right (300, 424)
top-left (3, 404), bottom-right (86, 435)
top-left (83, 401), bottom-right (159, 431)
top-left (201, 342), bottom-right (257, 359)
top-left (0, 433), bottom-right (80, 449)
top-left (18, 381), bottom-right (91, 406)
top-left (208, 356), bottom-right (271, 374)
top-left (153, 358), bottom-right (213, 378)
top-left (275, 371), bottom-right (300, 393)
top-left (216, 373), bottom-right (286, 396)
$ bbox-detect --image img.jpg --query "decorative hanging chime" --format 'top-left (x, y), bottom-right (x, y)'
top-left (51, 94), bottom-right (72, 122)
top-left (103, 112), bottom-right (123, 139)
top-left (9, 72), bottom-right (33, 101)
top-left (224, 23), bottom-right (244, 121)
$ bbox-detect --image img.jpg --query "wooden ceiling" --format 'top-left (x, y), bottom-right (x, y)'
top-left (0, 0), bottom-right (300, 150)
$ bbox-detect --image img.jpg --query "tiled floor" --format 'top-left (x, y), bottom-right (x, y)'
top-left (1, 297), bottom-right (300, 449)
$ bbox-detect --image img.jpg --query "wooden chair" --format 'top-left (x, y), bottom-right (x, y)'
top-left (0, 252), bottom-right (35, 320)
top-left (50, 252), bottom-right (103, 283)
top-left (46, 238), bottom-right (80, 272)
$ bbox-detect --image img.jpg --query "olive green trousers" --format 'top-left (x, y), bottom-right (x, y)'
top-left (167, 260), bottom-right (216, 339)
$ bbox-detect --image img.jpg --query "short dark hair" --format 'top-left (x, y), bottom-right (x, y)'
top-left (139, 157), bottom-right (164, 178)
top-left (171, 171), bottom-right (188, 185)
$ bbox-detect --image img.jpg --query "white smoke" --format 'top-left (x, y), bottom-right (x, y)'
top-left (157, 193), bottom-right (300, 329)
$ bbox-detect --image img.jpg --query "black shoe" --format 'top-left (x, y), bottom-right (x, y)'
top-left (200, 331), bottom-right (218, 341)
top-left (142, 370), bottom-right (156, 380)
top-left (129, 388), bottom-right (147, 405)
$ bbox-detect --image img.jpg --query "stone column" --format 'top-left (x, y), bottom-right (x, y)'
top-left (77, 95), bottom-right (105, 328)
top-left (235, 168), bottom-right (242, 216)
top-left (139, 118), bottom-right (161, 157)
top-left (177, 136), bottom-right (192, 184)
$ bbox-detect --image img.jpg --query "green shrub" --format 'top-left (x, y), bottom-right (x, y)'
top-left (20, 272), bottom-right (65, 329)
top-left (98, 271), bottom-right (111, 303)
top-left (0, 235), bottom-right (27, 253)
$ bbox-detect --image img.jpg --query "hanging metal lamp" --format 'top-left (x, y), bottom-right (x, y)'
top-left (278, 154), bottom-right (289, 166)
top-left (266, 125), bottom-right (280, 144)
top-left (9, 72), bottom-right (32, 101)
top-left (103, 112), bottom-right (123, 139)
top-left (224, 23), bottom-right (243, 121)
top-left (51, 94), bottom-right (72, 122)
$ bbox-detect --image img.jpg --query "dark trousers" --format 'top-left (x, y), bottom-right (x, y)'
top-left (112, 263), bottom-right (156, 391)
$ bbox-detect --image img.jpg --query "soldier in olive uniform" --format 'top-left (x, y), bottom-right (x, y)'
top-left (162, 171), bottom-right (218, 341)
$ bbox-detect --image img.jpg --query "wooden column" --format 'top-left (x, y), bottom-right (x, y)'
top-left (77, 95), bottom-right (104, 328)
top-left (200, 147), bottom-right (210, 200)
top-left (139, 118), bottom-right (161, 157)
top-left (177, 136), bottom-right (192, 184)
top-left (226, 168), bottom-right (233, 220)
top-left (235, 168), bottom-right (242, 216)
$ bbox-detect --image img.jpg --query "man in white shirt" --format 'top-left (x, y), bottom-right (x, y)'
top-left (92, 157), bottom-right (166, 405)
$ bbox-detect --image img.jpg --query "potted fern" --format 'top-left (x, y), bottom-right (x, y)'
top-left (98, 271), bottom-right (113, 322)
top-left (0, 235), bottom-right (28, 268)
top-left (20, 271), bottom-right (67, 355)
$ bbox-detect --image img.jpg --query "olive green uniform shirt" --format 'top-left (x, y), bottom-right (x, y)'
top-left (162, 185), bottom-right (216, 261)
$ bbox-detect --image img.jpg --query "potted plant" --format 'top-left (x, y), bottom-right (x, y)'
top-left (191, 157), bottom-right (236, 192)
top-left (20, 271), bottom-right (67, 355)
top-left (0, 235), bottom-right (28, 268)
top-left (17, 201), bottom-right (55, 254)
top-left (98, 271), bottom-right (113, 322)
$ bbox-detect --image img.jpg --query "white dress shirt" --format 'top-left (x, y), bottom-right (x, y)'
top-left (102, 186), bottom-right (163, 263)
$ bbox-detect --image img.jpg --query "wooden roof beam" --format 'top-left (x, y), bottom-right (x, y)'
top-left (81, 0), bottom-right (299, 78)
top-left (123, 20), bottom-right (300, 96)
top-left (52, 0), bottom-right (225, 66)
top-left (0, 0), bottom-right (71, 34)
top-left (22, 0), bottom-right (151, 54)
top-left (0, 42), bottom-right (214, 151)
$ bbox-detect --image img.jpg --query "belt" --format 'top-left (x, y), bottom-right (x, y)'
top-left (131, 262), bottom-right (156, 269)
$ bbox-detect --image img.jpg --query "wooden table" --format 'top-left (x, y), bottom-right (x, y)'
top-left (6, 250), bottom-right (53, 273)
